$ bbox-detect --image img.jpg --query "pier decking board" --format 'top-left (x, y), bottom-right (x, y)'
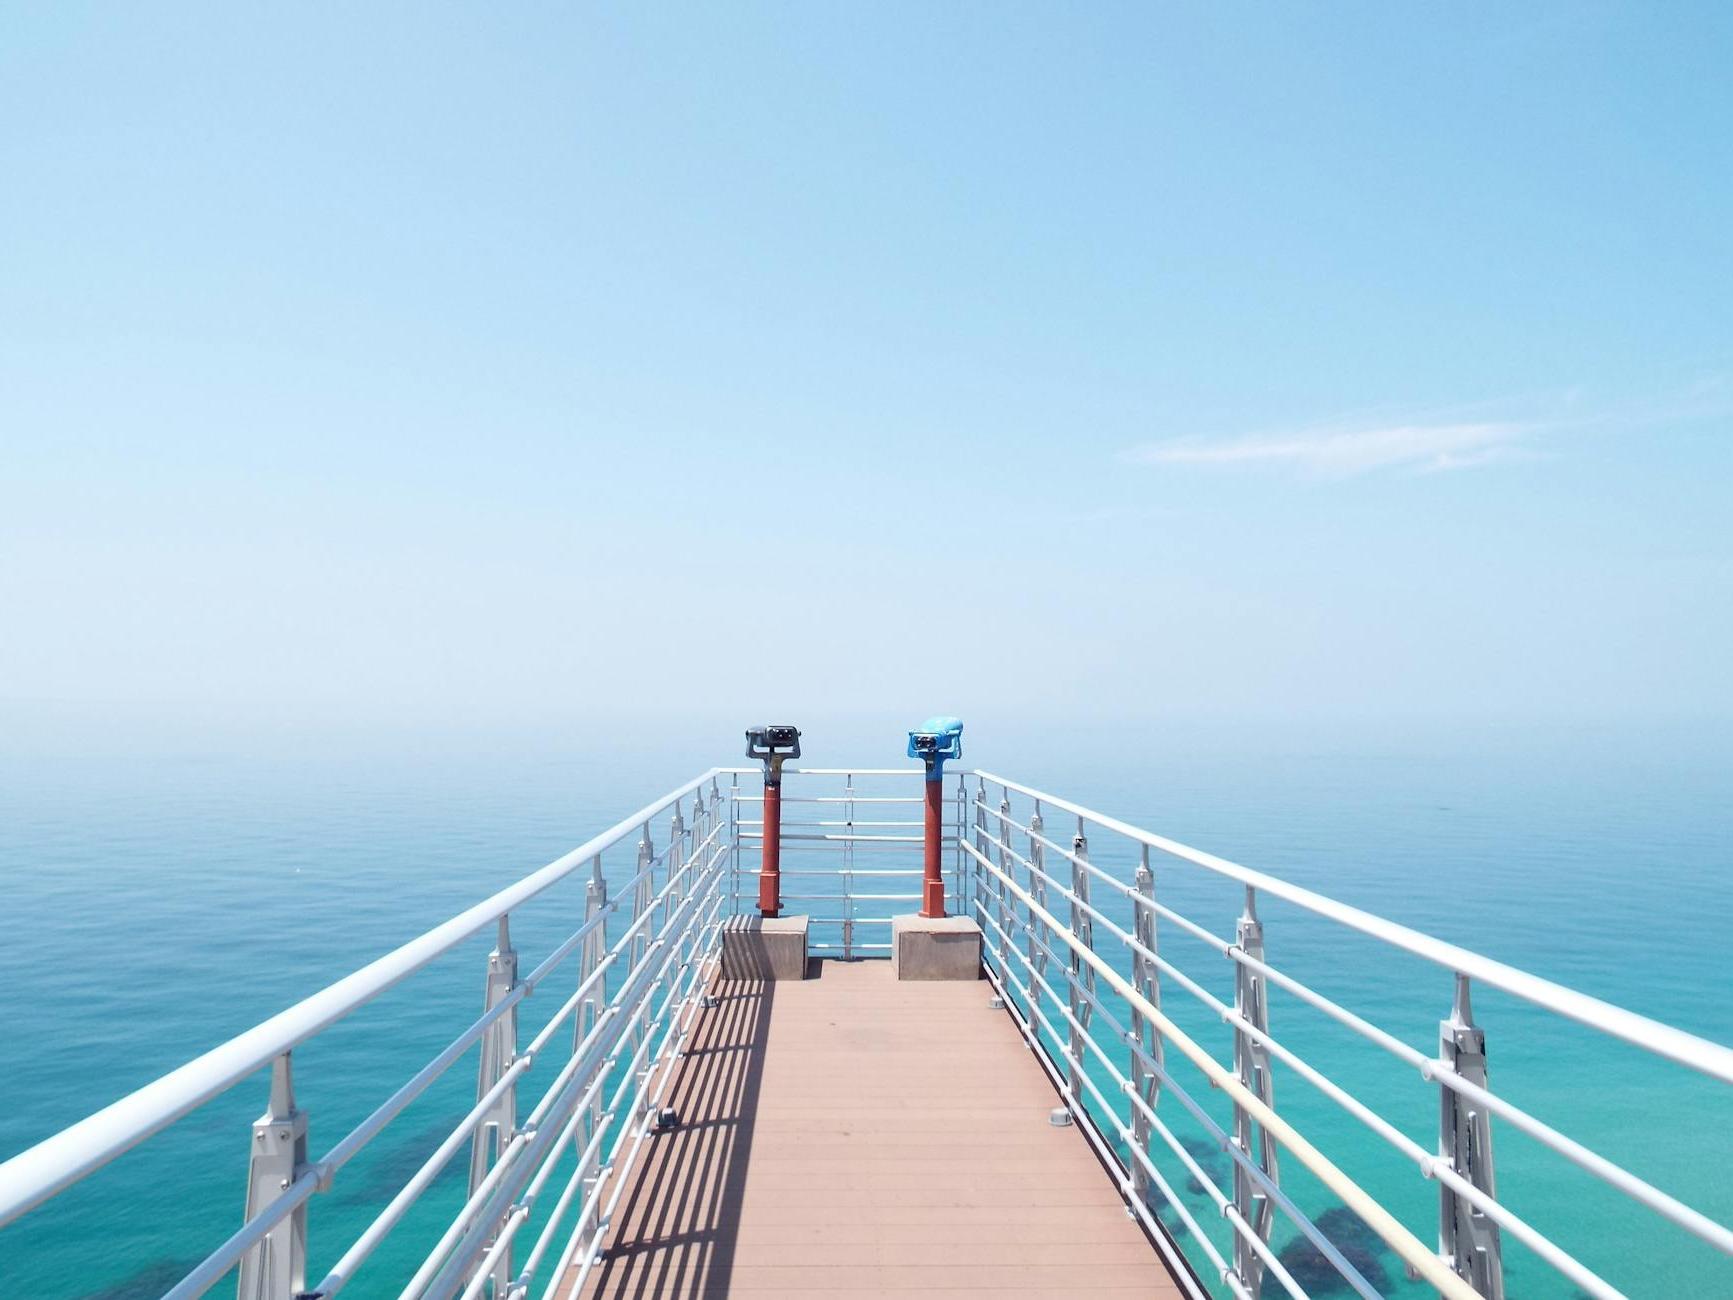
top-left (563, 959), bottom-right (1184, 1298)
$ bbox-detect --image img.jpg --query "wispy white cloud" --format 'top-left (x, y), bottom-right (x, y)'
top-left (1125, 375), bottom-right (1733, 479)
top-left (1125, 421), bottom-right (1538, 477)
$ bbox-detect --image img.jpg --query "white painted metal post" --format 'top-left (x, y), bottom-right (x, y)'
top-left (237, 1052), bottom-right (307, 1300)
top-left (631, 824), bottom-right (655, 1114)
top-left (1232, 887), bottom-right (1277, 1298)
top-left (728, 773), bottom-right (741, 919)
top-left (1067, 823), bottom-right (1094, 1106)
top-left (954, 777), bottom-right (969, 917)
top-left (467, 915), bottom-right (519, 1297)
top-left (843, 772), bottom-right (856, 960)
top-left (1027, 804), bottom-right (1047, 985)
top-left (996, 791), bottom-right (1014, 961)
top-left (973, 780), bottom-right (990, 964)
top-left (668, 801), bottom-right (686, 907)
top-left (1440, 975), bottom-right (1505, 1299)
top-left (667, 801), bottom-right (687, 977)
top-left (1129, 849), bottom-right (1161, 1212)
top-left (574, 855), bottom-right (608, 1239)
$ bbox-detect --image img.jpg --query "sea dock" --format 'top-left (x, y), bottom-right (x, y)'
top-left (1, 732), bottom-right (1730, 1300)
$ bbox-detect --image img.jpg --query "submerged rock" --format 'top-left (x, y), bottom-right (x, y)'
top-left (1275, 1206), bottom-right (1392, 1294)
top-left (84, 1259), bottom-right (205, 1300)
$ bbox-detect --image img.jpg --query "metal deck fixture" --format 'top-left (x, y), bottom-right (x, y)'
top-left (744, 724), bottom-right (800, 917)
top-left (906, 715), bottom-right (964, 918)
top-left (1, 760), bottom-right (1731, 1300)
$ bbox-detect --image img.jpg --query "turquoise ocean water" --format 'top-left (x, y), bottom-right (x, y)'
top-left (1, 721), bottom-right (1729, 1298)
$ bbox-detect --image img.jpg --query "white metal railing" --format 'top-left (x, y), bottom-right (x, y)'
top-left (0, 768), bottom-right (735, 1300)
top-left (2, 762), bottom-right (1729, 1300)
top-left (724, 766), bottom-right (962, 955)
top-left (955, 769), bottom-right (1733, 1300)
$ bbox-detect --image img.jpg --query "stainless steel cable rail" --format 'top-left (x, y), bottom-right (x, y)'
top-left (1, 762), bottom-right (1728, 1300)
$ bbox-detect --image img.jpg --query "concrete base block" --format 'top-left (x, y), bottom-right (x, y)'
top-left (721, 914), bottom-right (809, 980)
top-left (891, 914), bottom-right (983, 981)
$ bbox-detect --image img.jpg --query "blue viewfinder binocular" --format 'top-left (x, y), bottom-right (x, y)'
top-left (907, 716), bottom-right (963, 776)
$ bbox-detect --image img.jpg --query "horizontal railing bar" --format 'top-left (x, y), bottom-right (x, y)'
top-left (170, 837), bottom-right (732, 1300)
top-left (514, 1100), bottom-right (608, 1298)
top-left (738, 831), bottom-right (934, 844)
top-left (981, 798), bottom-right (1149, 908)
top-left (1000, 786), bottom-right (1733, 1273)
top-left (544, 911), bottom-right (724, 1300)
top-left (741, 867), bottom-right (925, 877)
top-left (973, 770), bottom-right (1733, 1084)
top-left (777, 819), bottom-right (926, 828)
top-left (1220, 945), bottom-right (1733, 1256)
top-left (318, 982), bottom-right (527, 1177)
top-left (313, 1047), bottom-right (536, 1297)
top-left (409, 869), bottom-right (726, 1299)
top-left (475, 900), bottom-right (724, 1300)
top-left (162, 1166), bottom-right (322, 1300)
top-left (720, 766), bottom-right (931, 777)
top-left (526, 929), bottom-right (717, 1300)
top-left (774, 893), bottom-right (922, 903)
top-left (974, 890), bottom-right (1362, 1300)
top-left (0, 768), bottom-right (727, 1227)
top-left (733, 795), bottom-right (925, 805)
top-left (981, 854), bottom-right (1637, 1299)
top-left (961, 838), bottom-right (1478, 1300)
top-left (980, 892), bottom-right (1627, 1299)
top-left (974, 935), bottom-right (1243, 1300)
top-left (521, 899), bottom-right (726, 1300)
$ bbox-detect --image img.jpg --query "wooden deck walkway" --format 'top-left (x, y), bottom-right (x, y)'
top-left (559, 958), bottom-right (1184, 1298)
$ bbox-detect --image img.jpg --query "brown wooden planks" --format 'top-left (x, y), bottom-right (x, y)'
top-left (562, 959), bottom-right (1184, 1298)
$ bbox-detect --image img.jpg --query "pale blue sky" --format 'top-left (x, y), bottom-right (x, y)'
top-left (3, 4), bottom-right (1729, 736)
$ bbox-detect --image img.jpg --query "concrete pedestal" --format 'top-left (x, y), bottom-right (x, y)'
top-left (721, 914), bottom-right (809, 980)
top-left (891, 914), bottom-right (983, 981)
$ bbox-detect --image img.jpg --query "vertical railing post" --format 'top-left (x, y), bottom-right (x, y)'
top-left (1231, 887), bottom-right (1277, 1298)
top-left (1439, 974), bottom-right (1504, 1298)
top-left (576, 853), bottom-right (608, 1214)
top-left (711, 777), bottom-right (726, 941)
top-left (954, 776), bottom-right (969, 918)
top-left (468, 914), bottom-right (519, 1297)
top-left (996, 790), bottom-right (1014, 961)
top-left (711, 775), bottom-right (725, 894)
top-left (729, 772), bottom-right (741, 919)
top-left (842, 772), bottom-right (856, 960)
top-left (1066, 821), bottom-right (1094, 1107)
top-left (669, 799), bottom-right (690, 991)
top-left (1027, 803), bottom-right (1047, 985)
top-left (971, 780), bottom-right (989, 955)
top-left (669, 800), bottom-right (686, 907)
top-left (633, 823), bottom-right (654, 967)
top-left (1128, 848), bottom-right (1161, 1212)
top-left (237, 1052), bottom-right (307, 1300)
top-left (631, 824), bottom-right (655, 1108)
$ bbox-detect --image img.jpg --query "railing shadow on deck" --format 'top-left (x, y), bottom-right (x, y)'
top-left (579, 976), bottom-right (774, 1299)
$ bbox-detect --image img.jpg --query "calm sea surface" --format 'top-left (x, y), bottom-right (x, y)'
top-left (1, 721), bottom-right (1729, 1298)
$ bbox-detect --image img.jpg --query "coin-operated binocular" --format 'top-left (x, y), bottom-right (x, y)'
top-left (746, 725), bottom-right (801, 916)
top-left (906, 716), bottom-right (963, 917)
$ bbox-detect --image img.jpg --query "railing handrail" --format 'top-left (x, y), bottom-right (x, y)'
top-left (0, 766), bottom-right (725, 1229)
top-left (718, 765), bottom-right (927, 776)
top-left (957, 831), bottom-right (1481, 1300)
top-left (972, 768), bottom-right (1733, 1085)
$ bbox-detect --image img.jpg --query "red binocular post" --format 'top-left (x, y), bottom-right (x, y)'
top-left (745, 725), bottom-right (801, 918)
